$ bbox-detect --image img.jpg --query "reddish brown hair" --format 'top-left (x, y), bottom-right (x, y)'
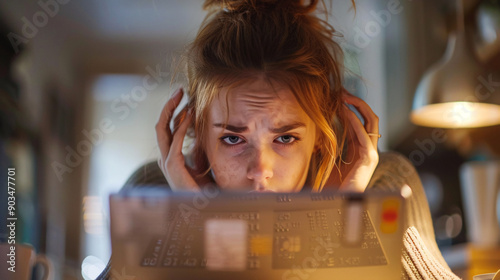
top-left (182, 0), bottom-right (352, 191)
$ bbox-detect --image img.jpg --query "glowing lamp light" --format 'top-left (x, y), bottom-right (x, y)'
top-left (411, 102), bottom-right (500, 128)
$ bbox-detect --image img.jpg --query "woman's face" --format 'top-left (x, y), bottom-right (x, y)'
top-left (205, 77), bottom-right (318, 192)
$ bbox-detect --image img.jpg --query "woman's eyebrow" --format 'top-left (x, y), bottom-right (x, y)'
top-left (270, 122), bottom-right (306, 133)
top-left (213, 123), bottom-right (248, 133)
top-left (213, 122), bottom-right (306, 133)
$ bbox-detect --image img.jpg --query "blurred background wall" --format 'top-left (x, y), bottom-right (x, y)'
top-left (0, 0), bottom-right (499, 279)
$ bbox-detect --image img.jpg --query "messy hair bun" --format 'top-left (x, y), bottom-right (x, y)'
top-left (185, 0), bottom-right (354, 191)
top-left (203, 0), bottom-right (322, 15)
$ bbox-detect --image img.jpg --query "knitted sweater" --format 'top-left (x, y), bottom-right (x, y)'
top-left (100, 152), bottom-right (460, 279)
top-left (365, 152), bottom-right (460, 279)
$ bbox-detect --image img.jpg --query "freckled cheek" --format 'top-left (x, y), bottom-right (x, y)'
top-left (274, 153), bottom-right (311, 185)
top-left (273, 157), bottom-right (300, 179)
top-left (210, 155), bottom-right (248, 188)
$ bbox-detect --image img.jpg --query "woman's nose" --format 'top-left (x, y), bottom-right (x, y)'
top-left (246, 149), bottom-right (274, 187)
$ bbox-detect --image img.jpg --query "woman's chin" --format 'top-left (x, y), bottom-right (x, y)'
top-left (247, 189), bottom-right (276, 193)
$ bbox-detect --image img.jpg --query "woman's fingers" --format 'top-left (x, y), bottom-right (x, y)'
top-left (342, 90), bottom-right (379, 148)
top-left (166, 108), bottom-right (199, 191)
top-left (156, 88), bottom-right (184, 160)
top-left (345, 105), bottom-right (372, 149)
top-left (169, 108), bottom-right (192, 164)
top-left (340, 106), bottom-right (379, 192)
top-left (155, 88), bottom-right (200, 191)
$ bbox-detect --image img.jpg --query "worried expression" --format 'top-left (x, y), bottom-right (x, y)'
top-left (205, 77), bottom-right (318, 192)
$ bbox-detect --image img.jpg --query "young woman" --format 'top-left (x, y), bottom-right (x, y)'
top-left (150, 1), bottom-right (460, 279)
top-left (156, 0), bottom-right (379, 194)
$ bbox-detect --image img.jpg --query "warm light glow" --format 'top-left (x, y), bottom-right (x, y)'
top-left (82, 196), bottom-right (104, 234)
top-left (411, 102), bottom-right (500, 128)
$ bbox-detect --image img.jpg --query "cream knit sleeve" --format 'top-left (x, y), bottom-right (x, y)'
top-left (367, 152), bottom-right (461, 279)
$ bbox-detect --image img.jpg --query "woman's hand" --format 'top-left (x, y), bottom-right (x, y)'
top-left (328, 90), bottom-right (380, 192)
top-left (156, 88), bottom-right (200, 191)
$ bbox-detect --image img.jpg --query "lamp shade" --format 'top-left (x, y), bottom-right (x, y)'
top-left (411, 2), bottom-right (500, 128)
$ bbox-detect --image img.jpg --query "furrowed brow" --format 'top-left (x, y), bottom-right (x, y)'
top-left (213, 122), bottom-right (306, 134)
top-left (270, 122), bottom-right (306, 134)
top-left (213, 123), bottom-right (248, 133)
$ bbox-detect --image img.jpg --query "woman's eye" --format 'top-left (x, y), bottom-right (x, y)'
top-left (275, 135), bottom-right (296, 144)
top-left (221, 136), bottom-right (243, 145)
